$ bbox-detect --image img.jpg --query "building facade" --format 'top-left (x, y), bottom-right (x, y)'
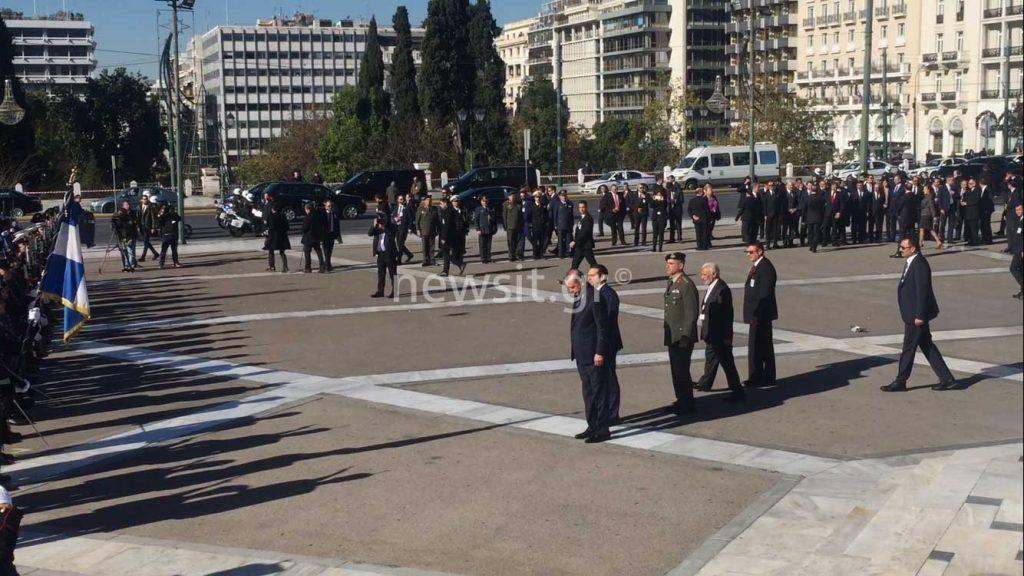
top-left (497, 18), bottom-right (535, 112)
top-left (794, 0), bottom-right (921, 159)
top-left (3, 12), bottom-right (96, 94)
top-left (195, 13), bottom-right (424, 161)
top-left (723, 0), bottom-right (800, 121)
top-left (513, 0), bottom-right (728, 139)
top-left (912, 0), bottom-right (1022, 158)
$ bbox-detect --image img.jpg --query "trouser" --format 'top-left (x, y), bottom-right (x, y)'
top-left (937, 213), bottom-right (949, 242)
top-left (895, 322), bottom-right (954, 385)
top-left (577, 362), bottom-right (610, 434)
top-left (741, 219), bottom-right (758, 244)
top-left (757, 217), bottom-right (766, 239)
top-left (747, 320), bottom-right (776, 385)
top-left (782, 216), bottom-right (795, 245)
top-left (267, 249), bottom-right (287, 270)
top-left (119, 238), bottom-right (137, 269)
top-left (303, 242), bottom-right (325, 271)
top-left (651, 219), bottom-right (666, 252)
top-left (557, 230), bottom-right (572, 258)
top-left (946, 212), bottom-right (960, 242)
top-left (832, 217), bottom-right (847, 245)
top-left (610, 213), bottom-right (626, 245)
top-left (887, 211), bottom-right (898, 242)
top-left (443, 237), bottom-right (465, 273)
top-left (869, 213), bottom-right (884, 242)
top-left (694, 221), bottom-right (710, 249)
top-left (159, 235), bottom-right (179, 266)
top-left (981, 212), bottom-right (993, 243)
top-left (323, 237), bottom-right (338, 268)
top-left (668, 342), bottom-right (695, 411)
top-left (798, 218), bottom-right (807, 246)
top-left (421, 235), bottom-right (436, 265)
top-left (850, 216), bottom-right (865, 244)
top-left (396, 231), bottom-right (414, 262)
top-left (633, 214), bottom-right (648, 245)
top-left (998, 207), bottom-right (1008, 235)
top-left (518, 227), bottom-right (528, 259)
top-left (668, 215), bottom-right (682, 242)
top-left (628, 212), bottom-right (638, 235)
top-left (597, 210), bottom-right (605, 236)
top-left (571, 247), bottom-right (597, 271)
top-left (807, 223), bottom-right (822, 251)
top-left (606, 354), bottom-right (620, 421)
top-left (376, 254), bottom-right (397, 294)
top-left (964, 218), bottom-right (980, 245)
top-left (708, 218), bottom-right (717, 242)
top-left (698, 342), bottom-right (744, 394)
top-left (506, 228), bottom-right (521, 260)
top-left (531, 229), bottom-right (546, 259)
top-left (1011, 251), bottom-right (1023, 290)
top-left (765, 217), bottom-right (779, 246)
top-left (478, 233), bottom-right (493, 262)
top-left (140, 231), bottom-right (158, 259)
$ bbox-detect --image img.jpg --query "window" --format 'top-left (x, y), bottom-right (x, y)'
top-left (955, 31), bottom-right (963, 51)
top-left (808, 35), bottom-right (814, 47)
top-left (711, 154), bottom-right (732, 167)
top-left (692, 157), bottom-right (708, 170)
top-left (954, 72), bottom-right (962, 91)
top-left (732, 152), bottom-right (751, 166)
top-left (938, 0), bottom-right (945, 15)
top-left (897, 23), bottom-right (905, 37)
top-left (848, 29), bottom-right (855, 43)
top-left (758, 150), bottom-right (778, 165)
top-left (808, 6), bottom-right (814, 18)
top-left (834, 32), bottom-right (840, 44)
top-left (936, 34), bottom-right (944, 52)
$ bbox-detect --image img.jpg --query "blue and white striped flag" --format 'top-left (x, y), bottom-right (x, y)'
top-left (41, 196), bottom-right (91, 341)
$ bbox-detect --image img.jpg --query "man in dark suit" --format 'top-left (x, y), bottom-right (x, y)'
top-left (695, 262), bottom-right (745, 402)
top-left (570, 201), bottom-right (598, 272)
top-left (688, 186), bottom-right (712, 250)
top-left (300, 201), bottom-right (326, 273)
top-left (589, 264), bottom-right (623, 423)
top-left (321, 199), bottom-right (342, 271)
top-left (849, 181), bottom-right (869, 244)
top-left (889, 174), bottom-right (906, 242)
top-left (441, 196), bottom-right (468, 276)
top-left (503, 193), bottom-right (523, 261)
top-left (960, 178), bottom-right (981, 246)
top-left (473, 195), bottom-right (497, 263)
top-left (763, 181), bottom-right (784, 249)
top-left (392, 194), bottom-right (415, 264)
top-left (667, 178), bottom-right (684, 243)
top-left (566, 270), bottom-right (614, 443)
top-left (978, 178), bottom-right (995, 244)
top-left (742, 241), bottom-right (778, 387)
top-left (605, 184), bottom-right (627, 246)
top-left (945, 176), bottom-right (962, 242)
top-left (368, 213), bottom-right (399, 298)
top-left (881, 236), bottom-right (957, 391)
top-left (823, 180), bottom-right (846, 247)
top-left (801, 184), bottom-right (826, 252)
top-left (736, 185), bottom-right (763, 245)
top-left (663, 252), bottom-right (700, 414)
top-left (1008, 202), bottom-right (1023, 300)
top-left (554, 191), bottom-right (575, 258)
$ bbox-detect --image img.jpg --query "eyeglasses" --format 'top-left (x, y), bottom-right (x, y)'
top-left (745, 249), bottom-right (758, 254)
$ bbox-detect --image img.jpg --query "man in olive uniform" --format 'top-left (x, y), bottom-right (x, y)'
top-left (664, 252), bottom-right (700, 415)
top-left (416, 196), bottom-right (440, 267)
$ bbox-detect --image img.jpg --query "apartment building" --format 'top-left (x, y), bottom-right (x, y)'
top-left (723, 0), bottom-right (800, 120)
top-left (794, 0), bottom-right (921, 157)
top-left (913, 0), bottom-right (1022, 156)
top-left (518, 0), bottom-right (727, 139)
top-left (497, 18), bottom-right (535, 113)
top-left (2, 12), bottom-right (96, 94)
top-left (195, 13), bottom-right (423, 161)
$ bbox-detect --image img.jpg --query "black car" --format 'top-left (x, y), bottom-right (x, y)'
top-left (935, 156), bottom-right (1018, 192)
top-left (443, 166), bottom-right (539, 196)
top-left (455, 186), bottom-right (516, 224)
top-left (0, 189), bottom-right (44, 218)
top-left (335, 169), bottom-right (426, 201)
top-left (263, 181), bottom-right (367, 221)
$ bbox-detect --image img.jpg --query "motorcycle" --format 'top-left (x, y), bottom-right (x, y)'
top-left (223, 199), bottom-right (265, 238)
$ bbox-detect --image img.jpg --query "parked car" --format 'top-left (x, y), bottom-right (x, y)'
top-left (264, 181), bottom-right (368, 221)
top-left (935, 156), bottom-right (1018, 191)
top-left (582, 170), bottom-right (657, 193)
top-left (907, 157), bottom-right (965, 179)
top-left (442, 166), bottom-right (539, 196)
top-left (335, 169), bottom-right (426, 201)
top-left (832, 160), bottom-right (896, 179)
top-left (0, 189), bottom-right (44, 218)
top-left (671, 143), bottom-right (780, 189)
top-left (89, 186), bottom-right (177, 213)
top-left (455, 186), bottom-right (516, 224)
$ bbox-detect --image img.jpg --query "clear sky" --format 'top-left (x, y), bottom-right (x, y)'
top-left (1, 0), bottom-right (539, 79)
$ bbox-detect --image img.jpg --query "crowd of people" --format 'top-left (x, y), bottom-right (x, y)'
top-left (110, 195), bottom-right (184, 271)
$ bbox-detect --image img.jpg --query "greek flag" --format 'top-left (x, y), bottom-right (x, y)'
top-left (41, 196), bottom-right (91, 341)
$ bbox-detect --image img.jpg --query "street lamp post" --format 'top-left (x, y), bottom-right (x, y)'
top-left (859, 0), bottom-right (874, 174)
top-left (156, 0), bottom-right (194, 243)
top-left (746, 11), bottom-right (756, 183)
top-left (0, 78), bottom-right (25, 126)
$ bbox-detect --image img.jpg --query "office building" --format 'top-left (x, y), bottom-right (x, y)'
top-left (2, 11), bottom-right (96, 94)
top-left (497, 18), bottom-right (536, 113)
top-left (723, 0), bottom-right (800, 121)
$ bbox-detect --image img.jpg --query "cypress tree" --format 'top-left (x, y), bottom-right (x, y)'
top-left (390, 6), bottom-right (420, 123)
top-left (418, 0), bottom-right (474, 125)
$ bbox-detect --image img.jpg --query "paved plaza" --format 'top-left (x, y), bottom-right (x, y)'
top-left (7, 221), bottom-right (1023, 576)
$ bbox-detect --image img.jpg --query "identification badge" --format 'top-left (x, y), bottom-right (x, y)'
top-left (749, 279), bottom-right (755, 288)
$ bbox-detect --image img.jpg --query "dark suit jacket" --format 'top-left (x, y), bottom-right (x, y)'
top-left (736, 192), bottom-right (763, 222)
top-left (570, 285), bottom-right (615, 365)
top-left (368, 220), bottom-right (398, 260)
top-left (961, 187), bottom-right (980, 220)
top-left (598, 283), bottom-right (624, 356)
top-left (555, 199), bottom-right (575, 230)
top-left (688, 195), bottom-right (710, 220)
top-left (700, 279), bottom-right (735, 345)
top-left (573, 213), bottom-right (595, 250)
top-left (742, 257), bottom-right (778, 323)
top-left (301, 209), bottom-right (325, 245)
top-left (898, 254), bottom-right (939, 324)
top-left (801, 192), bottom-right (826, 224)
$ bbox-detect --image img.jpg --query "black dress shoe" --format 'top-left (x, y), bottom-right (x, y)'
top-left (722, 392), bottom-right (746, 403)
top-left (742, 379), bottom-right (761, 388)
top-left (370, 292), bottom-right (384, 298)
top-left (386, 292), bottom-right (394, 299)
top-left (574, 429), bottom-right (593, 440)
top-left (932, 380), bottom-right (958, 391)
top-left (585, 431), bottom-right (611, 443)
top-left (694, 383), bottom-right (712, 392)
top-left (880, 381), bottom-right (907, 392)
top-left (607, 417), bottom-right (621, 426)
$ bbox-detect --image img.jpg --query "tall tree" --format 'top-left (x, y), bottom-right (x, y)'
top-left (357, 16), bottom-right (390, 129)
top-left (720, 95), bottom-right (834, 165)
top-left (0, 15), bottom-right (37, 186)
top-left (318, 88), bottom-right (373, 182)
top-left (583, 119), bottom-right (632, 172)
top-left (87, 68), bottom-right (166, 184)
top-left (512, 78), bottom-right (569, 173)
top-left (389, 6), bottom-right (420, 124)
top-left (418, 0), bottom-right (474, 126)
top-left (467, 0), bottom-right (513, 165)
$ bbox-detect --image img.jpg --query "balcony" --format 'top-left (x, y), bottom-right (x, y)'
top-left (983, 6), bottom-right (1003, 17)
top-left (892, 3), bottom-right (907, 16)
top-left (1009, 4), bottom-right (1024, 15)
top-left (940, 91), bottom-right (959, 104)
top-left (875, 6), bottom-right (889, 18)
top-left (843, 10), bottom-right (857, 22)
top-left (941, 51), bottom-right (967, 66)
top-left (936, 13), bottom-right (944, 23)
top-left (983, 47), bottom-right (1001, 58)
top-left (921, 92), bottom-right (937, 102)
top-left (1012, 46), bottom-right (1024, 56)
top-left (981, 88), bottom-right (1000, 99)
top-left (802, 16), bottom-right (814, 28)
top-left (1011, 88), bottom-right (1023, 98)
top-left (922, 53), bottom-right (939, 68)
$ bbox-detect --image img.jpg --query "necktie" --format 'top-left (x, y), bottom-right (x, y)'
top-left (614, 194), bottom-right (620, 210)
top-left (900, 262), bottom-right (908, 281)
top-left (747, 264), bottom-right (756, 279)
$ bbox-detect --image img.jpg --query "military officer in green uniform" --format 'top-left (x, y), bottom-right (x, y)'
top-left (664, 252), bottom-right (700, 415)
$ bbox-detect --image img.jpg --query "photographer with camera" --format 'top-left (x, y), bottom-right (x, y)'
top-left (369, 212), bottom-right (398, 298)
top-left (111, 200), bottom-right (140, 272)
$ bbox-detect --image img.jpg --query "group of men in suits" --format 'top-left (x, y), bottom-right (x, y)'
top-left (499, 187), bottom-right (583, 263)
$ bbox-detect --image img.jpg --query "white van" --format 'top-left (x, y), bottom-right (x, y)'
top-left (670, 143), bottom-right (780, 189)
